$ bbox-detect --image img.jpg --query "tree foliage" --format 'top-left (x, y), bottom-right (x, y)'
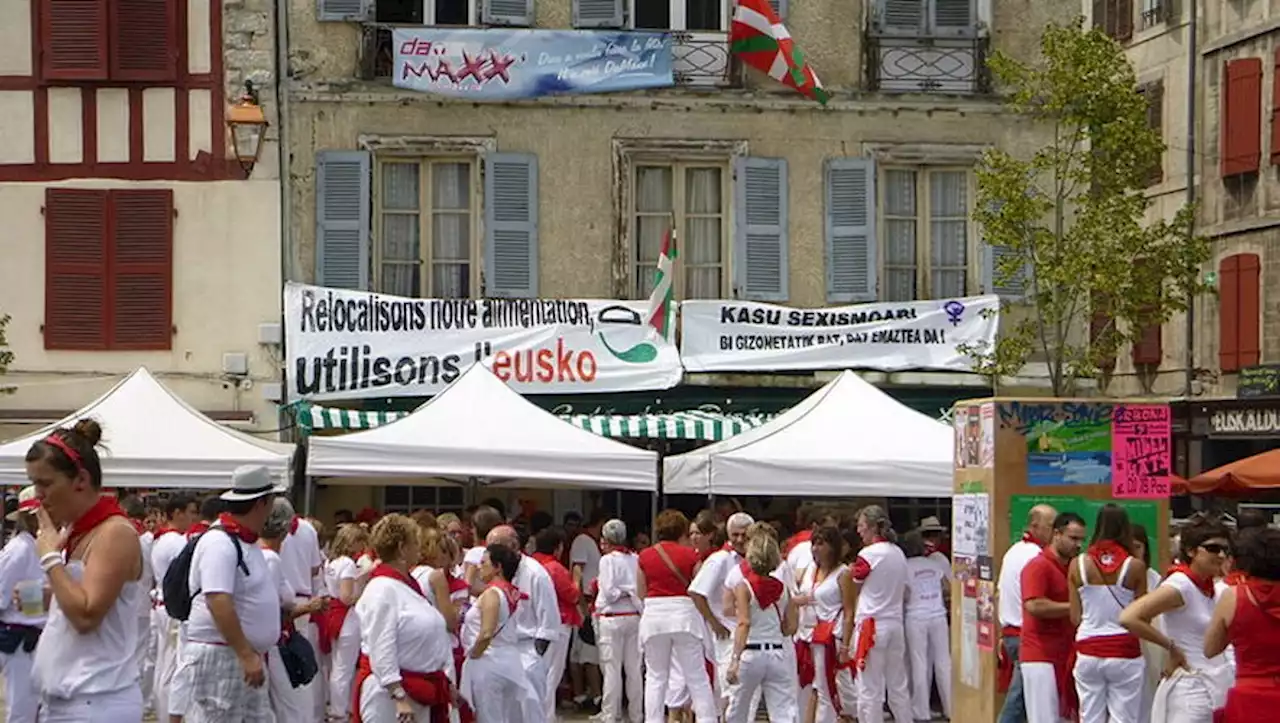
top-left (0, 312), bottom-right (12, 394)
top-left (960, 19), bottom-right (1211, 396)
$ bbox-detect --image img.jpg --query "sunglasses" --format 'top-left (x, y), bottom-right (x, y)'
top-left (1200, 543), bottom-right (1230, 555)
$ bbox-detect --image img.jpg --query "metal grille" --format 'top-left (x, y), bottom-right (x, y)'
top-left (866, 36), bottom-right (990, 95)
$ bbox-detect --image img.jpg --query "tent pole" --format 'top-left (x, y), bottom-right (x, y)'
top-left (303, 475), bottom-right (314, 517)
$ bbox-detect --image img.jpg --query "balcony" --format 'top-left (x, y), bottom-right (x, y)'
top-left (361, 24), bottom-right (737, 89)
top-left (866, 35), bottom-right (990, 95)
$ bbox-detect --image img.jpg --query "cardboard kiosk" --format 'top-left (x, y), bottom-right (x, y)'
top-left (948, 398), bottom-right (1172, 723)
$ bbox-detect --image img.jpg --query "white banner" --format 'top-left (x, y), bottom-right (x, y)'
top-left (679, 296), bottom-right (1000, 373)
top-left (285, 283), bottom-right (682, 401)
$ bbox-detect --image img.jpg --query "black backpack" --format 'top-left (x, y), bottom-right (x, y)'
top-left (162, 527), bottom-right (250, 622)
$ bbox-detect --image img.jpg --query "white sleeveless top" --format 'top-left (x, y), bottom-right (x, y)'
top-left (1075, 555), bottom-right (1136, 642)
top-left (812, 564), bottom-right (847, 625)
top-left (1160, 571), bottom-right (1228, 671)
top-left (461, 586), bottom-right (518, 654)
top-left (34, 557), bottom-right (145, 698)
top-left (744, 583), bottom-right (789, 645)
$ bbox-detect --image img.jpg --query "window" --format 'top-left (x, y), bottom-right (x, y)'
top-left (1222, 58), bottom-right (1263, 178)
top-left (375, 0), bottom-right (476, 24)
top-left (382, 485), bottom-right (465, 515)
top-left (41, 0), bottom-right (177, 81)
top-left (1092, 0), bottom-right (1134, 42)
top-left (632, 0), bottom-right (724, 30)
top-left (1219, 253), bottom-right (1260, 373)
top-left (1139, 80), bottom-right (1165, 185)
top-left (1140, 0), bottom-right (1167, 29)
top-left (44, 188), bottom-right (174, 351)
top-left (873, 0), bottom-right (977, 37)
top-left (375, 158), bottom-right (479, 298)
top-left (633, 163), bottom-right (729, 299)
top-left (880, 168), bottom-right (972, 302)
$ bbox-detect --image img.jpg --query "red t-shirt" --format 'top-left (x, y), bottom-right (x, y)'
top-left (532, 552), bottom-right (583, 627)
top-left (638, 541), bottom-right (698, 597)
top-left (1019, 547), bottom-right (1072, 664)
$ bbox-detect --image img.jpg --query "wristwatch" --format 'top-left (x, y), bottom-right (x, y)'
top-left (390, 686), bottom-right (407, 702)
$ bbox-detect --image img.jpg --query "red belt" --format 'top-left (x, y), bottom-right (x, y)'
top-left (997, 627), bottom-right (1021, 693)
top-left (1002, 625), bottom-right (1022, 638)
top-left (1076, 634), bottom-right (1141, 659)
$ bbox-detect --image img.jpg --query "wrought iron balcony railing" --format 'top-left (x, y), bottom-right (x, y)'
top-left (866, 34), bottom-right (991, 95)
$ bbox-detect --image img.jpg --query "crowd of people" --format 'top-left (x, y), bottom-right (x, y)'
top-left (0, 417), bottom-right (1276, 723)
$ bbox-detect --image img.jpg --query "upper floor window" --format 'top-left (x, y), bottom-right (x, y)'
top-left (881, 168), bottom-right (972, 302)
top-left (375, 158), bottom-right (479, 298)
top-left (633, 163), bottom-right (730, 299)
top-left (1139, 0), bottom-right (1171, 29)
top-left (376, 0), bottom-right (477, 23)
top-left (867, 0), bottom-right (988, 94)
top-left (871, 0), bottom-right (978, 37)
top-left (42, 0), bottom-right (178, 82)
top-left (1092, 0), bottom-right (1134, 42)
top-left (631, 0), bottom-right (726, 30)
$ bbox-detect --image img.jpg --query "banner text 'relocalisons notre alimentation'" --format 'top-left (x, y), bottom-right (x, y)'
top-left (284, 283), bottom-right (683, 401)
top-left (679, 296), bottom-right (1001, 373)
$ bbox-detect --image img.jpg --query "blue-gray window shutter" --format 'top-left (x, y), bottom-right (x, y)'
top-left (317, 0), bottom-right (369, 22)
top-left (483, 0), bottom-right (534, 26)
top-left (315, 151), bottom-right (371, 290)
top-left (771, 0), bottom-right (789, 19)
top-left (876, 0), bottom-right (926, 35)
top-left (825, 157), bottom-right (877, 302)
top-left (982, 241), bottom-right (1029, 300)
top-left (484, 152), bottom-right (539, 298)
top-left (930, 0), bottom-right (976, 36)
top-left (573, 0), bottom-right (624, 28)
top-left (733, 157), bottom-right (789, 302)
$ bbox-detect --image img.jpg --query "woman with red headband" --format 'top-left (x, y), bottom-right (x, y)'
top-left (25, 419), bottom-right (147, 720)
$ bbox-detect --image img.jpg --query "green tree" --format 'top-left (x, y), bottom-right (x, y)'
top-left (961, 19), bottom-right (1211, 396)
top-left (0, 312), bottom-right (12, 394)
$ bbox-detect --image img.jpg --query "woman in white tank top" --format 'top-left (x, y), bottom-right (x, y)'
top-left (24, 420), bottom-right (146, 721)
top-left (801, 525), bottom-right (855, 723)
top-left (1120, 514), bottom-right (1236, 723)
top-left (725, 524), bottom-right (800, 723)
top-left (459, 544), bottom-right (542, 723)
top-left (1069, 505), bottom-right (1148, 723)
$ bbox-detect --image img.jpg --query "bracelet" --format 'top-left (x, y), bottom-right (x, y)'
top-left (41, 553), bottom-right (63, 573)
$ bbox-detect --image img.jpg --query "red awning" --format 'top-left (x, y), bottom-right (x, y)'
top-left (1184, 448), bottom-right (1280, 496)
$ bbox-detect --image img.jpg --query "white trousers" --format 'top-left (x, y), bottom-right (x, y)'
top-left (906, 615), bottom-right (952, 720)
top-left (1149, 667), bottom-right (1232, 723)
top-left (1, 648), bottom-right (38, 723)
top-left (267, 647), bottom-right (310, 723)
top-left (810, 643), bottom-right (855, 723)
top-left (642, 633), bottom-right (717, 723)
top-left (1022, 661), bottom-right (1068, 723)
top-left (518, 638), bottom-right (552, 722)
top-left (854, 620), bottom-right (912, 723)
top-left (725, 648), bottom-right (798, 723)
top-left (293, 609), bottom-right (324, 722)
top-left (137, 612), bottom-right (154, 713)
top-left (152, 609), bottom-right (180, 721)
top-left (358, 674), bottom-right (433, 723)
top-left (328, 613), bottom-right (361, 719)
top-left (1073, 654), bottom-right (1144, 723)
top-left (544, 626), bottom-right (572, 721)
top-left (37, 686), bottom-right (143, 723)
top-left (597, 616), bottom-right (643, 723)
top-left (714, 637), bottom-right (761, 717)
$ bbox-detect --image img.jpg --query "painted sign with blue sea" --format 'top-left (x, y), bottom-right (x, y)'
top-left (998, 401), bottom-right (1114, 486)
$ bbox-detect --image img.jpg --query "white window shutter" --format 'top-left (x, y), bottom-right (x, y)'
top-left (484, 0), bottom-right (534, 26)
top-left (733, 157), bottom-right (789, 302)
top-left (315, 151), bottom-right (371, 290)
top-left (484, 152), bottom-right (539, 298)
top-left (825, 157), bottom-right (877, 303)
top-left (573, 0), bottom-right (624, 28)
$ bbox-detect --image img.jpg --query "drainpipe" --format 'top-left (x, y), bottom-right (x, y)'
top-left (1183, 0), bottom-right (1197, 400)
top-left (272, 0), bottom-right (299, 505)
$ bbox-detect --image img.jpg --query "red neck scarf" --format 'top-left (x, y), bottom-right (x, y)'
top-left (1022, 532), bottom-right (1044, 548)
top-left (531, 552), bottom-right (560, 568)
top-left (217, 513), bottom-right (260, 544)
top-left (488, 579), bottom-right (525, 615)
top-left (130, 519), bottom-right (146, 535)
top-left (154, 526), bottom-right (179, 538)
top-left (1226, 570), bottom-right (1250, 586)
top-left (63, 495), bottom-right (127, 555)
top-left (1166, 563), bottom-right (1215, 598)
top-left (1087, 540), bottom-right (1130, 575)
top-left (289, 516), bottom-right (301, 535)
top-left (370, 563), bottom-right (425, 598)
top-left (739, 559), bottom-right (784, 609)
top-left (782, 530), bottom-right (812, 556)
top-left (188, 520), bottom-right (211, 538)
top-left (443, 569), bottom-right (469, 596)
top-left (1245, 580), bottom-right (1280, 620)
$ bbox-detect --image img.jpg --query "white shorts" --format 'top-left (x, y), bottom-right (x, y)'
top-left (570, 620), bottom-right (599, 665)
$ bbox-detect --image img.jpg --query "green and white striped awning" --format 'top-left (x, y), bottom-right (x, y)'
top-left (294, 403), bottom-right (769, 442)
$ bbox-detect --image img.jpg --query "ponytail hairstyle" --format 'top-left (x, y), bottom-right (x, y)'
top-left (25, 418), bottom-right (105, 489)
top-left (858, 505), bottom-right (896, 543)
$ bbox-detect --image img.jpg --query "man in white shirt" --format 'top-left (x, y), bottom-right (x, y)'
top-left (996, 503), bottom-right (1056, 723)
top-left (150, 493), bottom-right (198, 721)
top-left (277, 497), bottom-right (325, 719)
top-left (850, 505), bottom-right (912, 723)
top-left (121, 494), bottom-right (157, 715)
top-left (568, 510), bottom-right (605, 710)
top-left (488, 524), bottom-right (560, 722)
top-left (183, 465), bottom-right (284, 722)
top-left (689, 511), bottom-right (753, 715)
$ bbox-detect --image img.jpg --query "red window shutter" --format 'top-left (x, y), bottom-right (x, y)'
top-left (1116, 0), bottom-right (1134, 41)
top-left (110, 0), bottom-right (178, 81)
top-left (44, 189), bottom-right (109, 350)
top-left (1091, 294), bottom-right (1116, 371)
top-left (1132, 322), bottom-right (1163, 365)
top-left (1222, 58), bottom-right (1264, 177)
top-left (108, 190), bottom-right (174, 350)
top-left (1219, 255), bottom-right (1241, 372)
top-left (1271, 48), bottom-right (1280, 165)
top-left (40, 0), bottom-right (109, 80)
top-left (1238, 253), bottom-right (1261, 366)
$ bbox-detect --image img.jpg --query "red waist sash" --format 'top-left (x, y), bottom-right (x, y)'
top-left (997, 626), bottom-right (1021, 693)
top-left (316, 599), bottom-right (351, 655)
top-left (1075, 633), bottom-right (1141, 659)
top-left (352, 653), bottom-right (451, 723)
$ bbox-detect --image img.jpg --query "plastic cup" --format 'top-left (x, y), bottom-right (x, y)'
top-left (16, 580), bottom-right (43, 617)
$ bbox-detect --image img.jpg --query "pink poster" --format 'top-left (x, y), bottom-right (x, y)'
top-left (1111, 404), bottom-right (1172, 498)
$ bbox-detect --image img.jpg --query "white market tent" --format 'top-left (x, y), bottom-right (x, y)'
top-left (663, 370), bottom-right (953, 498)
top-left (0, 368), bottom-right (294, 489)
top-left (306, 364), bottom-right (659, 491)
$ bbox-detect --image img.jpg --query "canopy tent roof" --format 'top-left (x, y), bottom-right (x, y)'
top-left (1182, 449), bottom-right (1280, 496)
top-left (0, 368), bottom-right (294, 489)
top-left (663, 370), bottom-right (953, 498)
top-left (306, 364), bottom-right (659, 491)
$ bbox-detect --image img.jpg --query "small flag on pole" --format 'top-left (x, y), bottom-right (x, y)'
top-left (730, 0), bottom-right (830, 105)
top-left (645, 227), bottom-right (676, 340)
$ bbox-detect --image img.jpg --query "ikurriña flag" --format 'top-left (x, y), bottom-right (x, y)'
top-left (729, 0), bottom-right (830, 105)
